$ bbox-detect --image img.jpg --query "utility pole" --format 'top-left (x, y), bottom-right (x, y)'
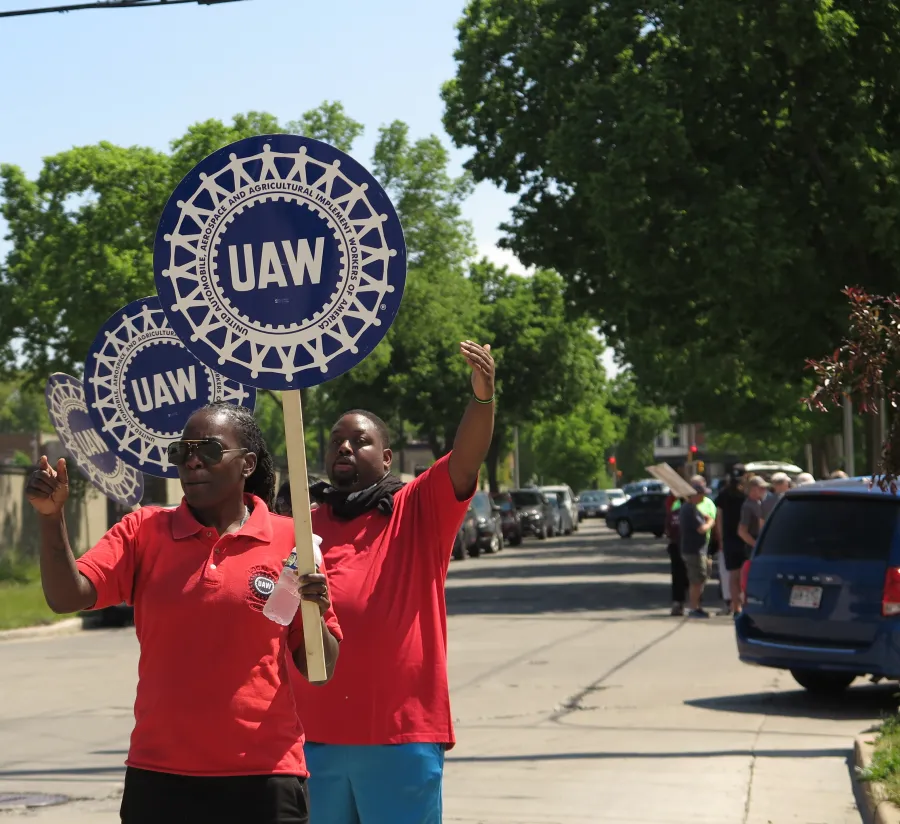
top-left (843, 395), bottom-right (855, 476)
top-left (513, 426), bottom-right (520, 489)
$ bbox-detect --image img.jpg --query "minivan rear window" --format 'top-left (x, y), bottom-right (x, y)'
top-left (756, 496), bottom-right (900, 561)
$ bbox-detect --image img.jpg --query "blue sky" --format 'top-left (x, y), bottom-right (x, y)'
top-left (0, 0), bottom-right (617, 374)
top-left (0, 0), bottom-right (523, 269)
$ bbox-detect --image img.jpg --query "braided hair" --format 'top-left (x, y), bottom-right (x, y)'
top-left (201, 402), bottom-right (277, 510)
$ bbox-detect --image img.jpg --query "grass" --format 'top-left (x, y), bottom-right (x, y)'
top-left (0, 554), bottom-right (68, 630)
top-left (859, 714), bottom-right (900, 806)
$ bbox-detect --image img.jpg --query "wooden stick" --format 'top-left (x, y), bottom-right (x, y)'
top-left (281, 388), bottom-right (328, 683)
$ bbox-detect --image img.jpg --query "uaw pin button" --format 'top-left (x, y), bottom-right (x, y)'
top-left (153, 134), bottom-right (407, 391)
top-left (45, 373), bottom-right (144, 507)
top-left (84, 296), bottom-right (256, 478)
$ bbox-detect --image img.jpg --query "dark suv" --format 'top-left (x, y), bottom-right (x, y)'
top-left (510, 489), bottom-right (554, 540)
top-left (491, 492), bottom-right (523, 546)
top-left (471, 491), bottom-right (504, 554)
top-left (737, 478), bottom-right (900, 694)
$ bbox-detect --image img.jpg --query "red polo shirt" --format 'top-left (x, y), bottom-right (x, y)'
top-left (75, 495), bottom-right (342, 777)
top-left (293, 454), bottom-right (471, 747)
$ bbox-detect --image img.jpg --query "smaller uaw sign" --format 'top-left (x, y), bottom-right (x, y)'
top-left (84, 296), bottom-right (256, 478)
top-left (153, 134), bottom-right (406, 390)
top-left (45, 373), bottom-right (144, 508)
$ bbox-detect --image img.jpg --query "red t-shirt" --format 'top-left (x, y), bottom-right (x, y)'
top-left (293, 454), bottom-right (471, 747)
top-left (75, 495), bottom-right (342, 778)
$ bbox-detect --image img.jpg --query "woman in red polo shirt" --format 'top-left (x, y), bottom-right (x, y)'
top-left (25, 402), bottom-right (341, 824)
top-left (293, 340), bottom-right (495, 824)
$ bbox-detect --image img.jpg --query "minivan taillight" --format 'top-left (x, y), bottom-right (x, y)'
top-left (882, 568), bottom-right (900, 616)
top-left (740, 560), bottom-right (751, 598)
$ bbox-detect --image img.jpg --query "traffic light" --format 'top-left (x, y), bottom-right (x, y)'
top-left (689, 444), bottom-right (698, 455)
top-left (608, 456), bottom-right (616, 465)
top-left (697, 460), bottom-right (705, 474)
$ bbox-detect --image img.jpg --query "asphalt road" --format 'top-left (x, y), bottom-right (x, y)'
top-left (0, 520), bottom-right (890, 822)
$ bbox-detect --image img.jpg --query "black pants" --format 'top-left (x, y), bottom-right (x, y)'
top-left (121, 767), bottom-right (309, 824)
top-left (667, 543), bottom-right (688, 603)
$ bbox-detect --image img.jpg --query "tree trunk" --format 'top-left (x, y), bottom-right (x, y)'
top-left (486, 436), bottom-right (502, 494)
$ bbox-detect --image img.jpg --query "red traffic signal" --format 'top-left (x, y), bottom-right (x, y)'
top-left (689, 444), bottom-right (698, 455)
top-left (608, 456), bottom-right (617, 465)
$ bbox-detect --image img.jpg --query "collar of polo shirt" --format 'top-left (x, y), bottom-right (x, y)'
top-left (171, 494), bottom-right (273, 542)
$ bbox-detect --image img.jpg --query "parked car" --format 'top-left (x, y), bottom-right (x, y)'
top-left (736, 477), bottom-right (900, 694)
top-left (471, 490), bottom-right (504, 554)
top-left (510, 489), bottom-right (554, 539)
top-left (578, 490), bottom-right (615, 519)
top-left (607, 488), bottom-right (628, 507)
top-left (453, 504), bottom-right (479, 560)
top-left (621, 479), bottom-right (669, 497)
top-left (605, 492), bottom-right (668, 538)
top-left (491, 492), bottom-right (523, 546)
top-left (540, 485), bottom-right (578, 534)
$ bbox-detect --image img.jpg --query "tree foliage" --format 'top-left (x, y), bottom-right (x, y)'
top-left (443, 1), bottom-right (900, 432)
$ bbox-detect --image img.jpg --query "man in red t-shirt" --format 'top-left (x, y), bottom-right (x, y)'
top-left (293, 340), bottom-right (495, 824)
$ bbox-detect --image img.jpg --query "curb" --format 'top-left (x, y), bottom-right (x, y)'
top-left (856, 735), bottom-right (900, 824)
top-left (0, 616), bottom-right (83, 642)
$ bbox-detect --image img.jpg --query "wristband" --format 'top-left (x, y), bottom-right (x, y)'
top-left (473, 393), bottom-right (495, 404)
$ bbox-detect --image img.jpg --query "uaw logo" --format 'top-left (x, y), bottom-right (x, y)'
top-left (154, 134), bottom-right (407, 390)
top-left (84, 297), bottom-right (256, 478)
top-left (247, 566), bottom-right (277, 612)
top-left (44, 374), bottom-right (144, 508)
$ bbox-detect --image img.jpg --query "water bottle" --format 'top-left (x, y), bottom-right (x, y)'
top-left (263, 535), bottom-right (323, 626)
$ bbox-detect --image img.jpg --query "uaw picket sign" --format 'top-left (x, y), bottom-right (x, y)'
top-left (84, 296), bottom-right (256, 478)
top-left (153, 134), bottom-right (406, 390)
top-left (153, 134), bottom-right (407, 683)
top-left (45, 373), bottom-right (144, 508)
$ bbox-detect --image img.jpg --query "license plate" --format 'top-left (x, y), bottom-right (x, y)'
top-left (789, 585), bottom-right (823, 609)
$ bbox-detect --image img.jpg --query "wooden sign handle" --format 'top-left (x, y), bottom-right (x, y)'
top-left (281, 389), bottom-right (328, 683)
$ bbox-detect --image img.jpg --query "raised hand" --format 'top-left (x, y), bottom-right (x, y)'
top-left (25, 456), bottom-right (70, 517)
top-left (460, 341), bottom-right (495, 401)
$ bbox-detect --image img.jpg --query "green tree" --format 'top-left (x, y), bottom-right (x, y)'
top-left (0, 381), bottom-right (51, 435)
top-left (443, 1), bottom-right (900, 433)
top-left (606, 375), bottom-right (671, 485)
top-left (286, 101), bottom-right (364, 153)
top-left (470, 259), bottom-right (610, 490)
top-left (520, 396), bottom-right (619, 491)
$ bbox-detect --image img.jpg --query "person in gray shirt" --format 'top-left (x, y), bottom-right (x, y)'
top-left (738, 476), bottom-right (769, 548)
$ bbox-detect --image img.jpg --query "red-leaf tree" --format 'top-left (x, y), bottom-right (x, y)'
top-left (805, 287), bottom-right (899, 490)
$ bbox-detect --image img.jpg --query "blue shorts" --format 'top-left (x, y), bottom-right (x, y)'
top-left (305, 742), bottom-right (444, 824)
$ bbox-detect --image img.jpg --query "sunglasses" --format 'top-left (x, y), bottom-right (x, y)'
top-left (167, 439), bottom-right (248, 467)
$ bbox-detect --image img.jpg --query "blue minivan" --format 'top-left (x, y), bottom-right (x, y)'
top-left (736, 477), bottom-right (900, 694)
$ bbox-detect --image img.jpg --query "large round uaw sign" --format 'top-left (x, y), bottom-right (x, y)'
top-left (45, 374), bottom-right (144, 508)
top-left (84, 296), bottom-right (257, 478)
top-left (154, 135), bottom-right (407, 390)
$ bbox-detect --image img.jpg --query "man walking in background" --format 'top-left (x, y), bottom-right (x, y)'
top-left (715, 465), bottom-right (746, 616)
top-left (679, 480), bottom-right (716, 618)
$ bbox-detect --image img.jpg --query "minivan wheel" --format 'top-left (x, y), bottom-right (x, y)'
top-left (616, 519), bottom-right (633, 539)
top-left (486, 533), bottom-right (500, 554)
top-left (790, 669), bottom-right (857, 695)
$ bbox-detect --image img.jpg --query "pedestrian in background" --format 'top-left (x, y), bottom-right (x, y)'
top-left (293, 341), bottom-right (495, 824)
top-left (715, 465), bottom-right (747, 616)
top-left (761, 471), bottom-right (791, 522)
top-left (795, 472), bottom-right (815, 486)
top-left (664, 489), bottom-right (688, 615)
top-left (678, 479), bottom-right (716, 618)
top-left (734, 476), bottom-right (770, 613)
top-left (24, 403), bottom-right (342, 824)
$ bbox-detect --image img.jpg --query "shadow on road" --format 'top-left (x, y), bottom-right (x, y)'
top-left (447, 747), bottom-right (850, 763)
top-left (446, 579), bottom-right (672, 615)
top-left (448, 559), bottom-right (670, 581)
top-left (687, 681), bottom-right (898, 722)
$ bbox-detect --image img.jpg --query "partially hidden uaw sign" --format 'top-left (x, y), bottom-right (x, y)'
top-left (84, 296), bottom-right (256, 478)
top-left (45, 373), bottom-right (144, 508)
top-left (153, 134), bottom-right (407, 683)
top-left (153, 134), bottom-right (407, 389)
